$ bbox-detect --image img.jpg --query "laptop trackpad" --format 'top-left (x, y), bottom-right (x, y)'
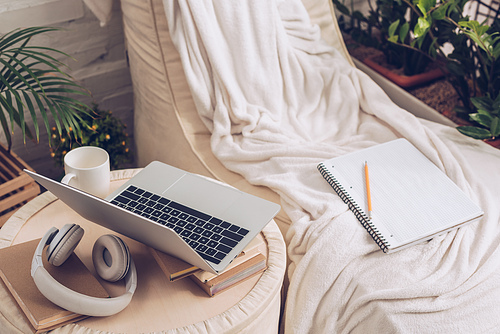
top-left (162, 174), bottom-right (241, 217)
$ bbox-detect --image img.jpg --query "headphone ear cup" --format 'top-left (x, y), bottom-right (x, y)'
top-left (92, 234), bottom-right (131, 282)
top-left (47, 224), bottom-right (84, 267)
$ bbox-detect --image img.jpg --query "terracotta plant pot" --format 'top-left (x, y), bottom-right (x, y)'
top-left (363, 55), bottom-right (446, 89)
top-left (484, 138), bottom-right (500, 149)
top-left (441, 110), bottom-right (471, 127)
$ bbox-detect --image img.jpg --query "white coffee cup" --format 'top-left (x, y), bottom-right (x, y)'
top-left (61, 146), bottom-right (110, 198)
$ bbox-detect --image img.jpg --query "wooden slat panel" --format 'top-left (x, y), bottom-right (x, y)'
top-left (0, 160), bottom-right (18, 181)
top-left (0, 166), bottom-right (10, 183)
top-left (0, 151), bottom-right (21, 177)
top-left (0, 142), bottom-right (42, 227)
top-left (0, 173), bottom-right (34, 197)
top-left (0, 192), bottom-right (35, 227)
top-left (0, 143), bottom-right (32, 172)
top-left (0, 183), bottom-right (41, 213)
top-left (0, 192), bottom-right (40, 228)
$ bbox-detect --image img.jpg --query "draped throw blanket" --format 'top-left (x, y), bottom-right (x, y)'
top-left (163, 1), bottom-right (500, 332)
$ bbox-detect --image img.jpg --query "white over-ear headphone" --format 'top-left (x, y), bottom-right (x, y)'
top-left (31, 223), bottom-right (137, 317)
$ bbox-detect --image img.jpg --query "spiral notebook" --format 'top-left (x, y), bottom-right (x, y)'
top-left (317, 139), bottom-right (484, 253)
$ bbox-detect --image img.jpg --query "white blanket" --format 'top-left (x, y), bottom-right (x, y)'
top-left (163, 1), bottom-right (500, 332)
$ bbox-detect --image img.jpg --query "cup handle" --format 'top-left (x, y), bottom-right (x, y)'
top-left (61, 173), bottom-right (76, 185)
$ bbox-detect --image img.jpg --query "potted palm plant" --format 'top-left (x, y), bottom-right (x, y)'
top-left (0, 27), bottom-right (90, 151)
top-left (0, 26), bottom-right (91, 224)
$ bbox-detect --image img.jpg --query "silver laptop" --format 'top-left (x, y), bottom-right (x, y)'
top-left (25, 161), bottom-right (280, 274)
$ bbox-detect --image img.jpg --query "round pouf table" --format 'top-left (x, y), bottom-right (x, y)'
top-left (0, 169), bottom-right (286, 333)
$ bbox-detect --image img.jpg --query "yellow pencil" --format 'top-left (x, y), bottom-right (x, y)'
top-left (364, 161), bottom-right (372, 219)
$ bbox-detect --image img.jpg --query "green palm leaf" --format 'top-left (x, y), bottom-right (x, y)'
top-left (0, 26), bottom-right (90, 150)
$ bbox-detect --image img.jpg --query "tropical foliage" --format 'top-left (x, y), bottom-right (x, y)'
top-left (333, 0), bottom-right (439, 75)
top-left (457, 95), bottom-right (500, 139)
top-left (387, 0), bottom-right (500, 140)
top-left (0, 27), bottom-right (89, 150)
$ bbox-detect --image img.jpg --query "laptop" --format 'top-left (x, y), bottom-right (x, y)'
top-left (24, 161), bottom-right (280, 274)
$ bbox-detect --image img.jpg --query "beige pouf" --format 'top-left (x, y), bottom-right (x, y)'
top-left (0, 169), bottom-right (286, 333)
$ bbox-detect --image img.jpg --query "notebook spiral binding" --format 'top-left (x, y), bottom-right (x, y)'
top-left (317, 163), bottom-right (390, 253)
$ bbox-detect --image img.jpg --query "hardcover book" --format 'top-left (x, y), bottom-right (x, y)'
top-left (151, 233), bottom-right (265, 281)
top-left (189, 253), bottom-right (267, 297)
top-left (152, 234), bottom-right (267, 296)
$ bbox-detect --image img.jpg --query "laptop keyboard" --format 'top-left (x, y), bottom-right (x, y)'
top-left (110, 185), bottom-right (249, 265)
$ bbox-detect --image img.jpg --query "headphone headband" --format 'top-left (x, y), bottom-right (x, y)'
top-left (31, 225), bottom-right (137, 317)
top-left (31, 261), bottom-right (136, 317)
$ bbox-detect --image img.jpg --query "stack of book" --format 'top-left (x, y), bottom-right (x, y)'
top-left (151, 234), bottom-right (267, 297)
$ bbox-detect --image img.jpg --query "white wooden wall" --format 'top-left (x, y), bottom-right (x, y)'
top-left (0, 1), bottom-right (134, 179)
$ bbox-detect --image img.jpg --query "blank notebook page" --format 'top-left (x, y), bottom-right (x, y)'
top-left (320, 139), bottom-right (483, 251)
